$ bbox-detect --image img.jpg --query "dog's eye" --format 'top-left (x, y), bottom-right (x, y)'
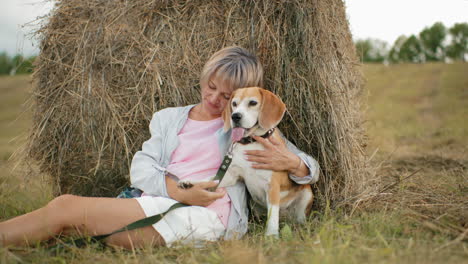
top-left (249, 101), bottom-right (258, 106)
top-left (232, 101), bottom-right (237, 107)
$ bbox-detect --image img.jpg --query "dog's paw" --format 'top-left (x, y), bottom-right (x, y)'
top-left (177, 181), bottom-right (194, 189)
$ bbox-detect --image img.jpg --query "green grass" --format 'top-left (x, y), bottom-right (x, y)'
top-left (0, 75), bottom-right (32, 161)
top-left (1, 63), bottom-right (467, 263)
top-left (0, 211), bottom-right (465, 263)
top-left (364, 63), bottom-right (468, 156)
top-left (0, 75), bottom-right (52, 219)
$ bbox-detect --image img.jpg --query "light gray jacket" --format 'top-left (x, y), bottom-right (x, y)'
top-left (130, 105), bottom-right (320, 239)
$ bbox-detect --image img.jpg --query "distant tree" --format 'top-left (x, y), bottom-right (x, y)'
top-left (398, 35), bottom-right (425, 63)
top-left (355, 38), bottom-right (388, 63)
top-left (0, 52), bottom-right (13, 75)
top-left (446, 23), bottom-right (468, 61)
top-left (388, 35), bottom-right (407, 63)
top-left (0, 53), bottom-right (35, 75)
top-left (21, 56), bottom-right (36, 74)
top-left (10, 55), bottom-right (23, 75)
top-left (355, 39), bottom-right (371, 62)
top-left (11, 55), bottom-right (35, 75)
top-left (419, 22), bottom-right (446, 61)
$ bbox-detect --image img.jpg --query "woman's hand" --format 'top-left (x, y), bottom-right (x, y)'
top-left (166, 177), bottom-right (225, 207)
top-left (179, 181), bottom-right (226, 207)
top-left (244, 135), bottom-right (309, 177)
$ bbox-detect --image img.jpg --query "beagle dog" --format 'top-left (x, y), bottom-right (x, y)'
top-left (217, 87), bottom-right (314, 236)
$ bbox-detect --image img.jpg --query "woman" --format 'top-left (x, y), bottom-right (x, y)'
top-left (0, 46), bottom-right (319, 249)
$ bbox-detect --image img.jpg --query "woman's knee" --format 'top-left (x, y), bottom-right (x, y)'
top-left (45, 194), bottom-right (80, 230)
top-left (47, 194), bottom-right (78, 211)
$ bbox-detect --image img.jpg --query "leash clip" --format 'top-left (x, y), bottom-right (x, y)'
top-left (227, 141), bottom-right (235, 157)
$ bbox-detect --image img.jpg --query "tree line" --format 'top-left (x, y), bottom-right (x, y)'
top-left (355, 22), bottom-right (468, 63)
top-left (0, 53), bottom-right (36, 75)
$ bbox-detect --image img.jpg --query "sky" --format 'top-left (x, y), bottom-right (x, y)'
top-left (1, 0), bottom-right (53, 56)
top-left (344, 0), bottom-right (468, 44)
top-left (1, 0), bottom-right (467, 56)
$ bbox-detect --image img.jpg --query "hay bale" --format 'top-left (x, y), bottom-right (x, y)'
top-left (28, 0), bottom-right (370, 207)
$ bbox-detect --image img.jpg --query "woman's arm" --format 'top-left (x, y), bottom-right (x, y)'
top-left (165, 176), bottom-right (225, 207)
top-left (130, 111), bottom-right (171, 197)
top-left (245, 135), bottom-right (320, 185)
top-left (283, 137), bottom-right (320, 184)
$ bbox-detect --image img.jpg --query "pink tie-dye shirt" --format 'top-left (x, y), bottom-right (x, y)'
top-left (165, 117), bottom-right (231, 227)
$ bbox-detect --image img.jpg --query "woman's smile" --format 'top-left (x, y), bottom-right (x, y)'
top-left (206, 100), bottom-right (220, 111)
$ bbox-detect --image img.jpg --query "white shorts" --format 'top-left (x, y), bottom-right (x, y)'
top-left (135, 196), bottom-right (225, 247)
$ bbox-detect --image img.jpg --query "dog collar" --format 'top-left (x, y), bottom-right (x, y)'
top-left (238, 128), bottom-right (275, 145)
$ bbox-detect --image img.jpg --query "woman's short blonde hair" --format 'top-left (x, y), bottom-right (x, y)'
top-left (200, 46), bottom-right (263, 90)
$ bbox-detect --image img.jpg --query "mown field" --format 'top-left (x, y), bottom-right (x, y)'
top-left (0, 63), bottom-right (467, 263)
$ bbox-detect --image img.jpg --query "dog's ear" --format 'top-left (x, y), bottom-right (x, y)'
top-left (258, 88), bottom-right (286, 130)
top-left (222, 96), bottom-right (233, 132)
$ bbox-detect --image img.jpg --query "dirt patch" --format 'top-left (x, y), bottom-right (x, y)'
top-left (370, 154), bottom-right (468, 238)
top-left (391, 155), bottom-right (467, 174)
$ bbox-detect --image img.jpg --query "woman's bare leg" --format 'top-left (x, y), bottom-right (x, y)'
top-left (0, 194), bottom-right (165, 249)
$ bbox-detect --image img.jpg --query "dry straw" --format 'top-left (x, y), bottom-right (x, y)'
top-left (27, 0), bottom-right (372, 208)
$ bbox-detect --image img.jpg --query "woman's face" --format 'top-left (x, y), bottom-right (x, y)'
top-left (200, 75), bottom-right (233, 118)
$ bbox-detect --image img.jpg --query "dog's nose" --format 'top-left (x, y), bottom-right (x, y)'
top-left (231, 112), bottom-right (242, 123)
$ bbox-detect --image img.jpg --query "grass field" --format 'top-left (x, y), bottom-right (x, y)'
top-left (1, 63), bottom-right (467, 263)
